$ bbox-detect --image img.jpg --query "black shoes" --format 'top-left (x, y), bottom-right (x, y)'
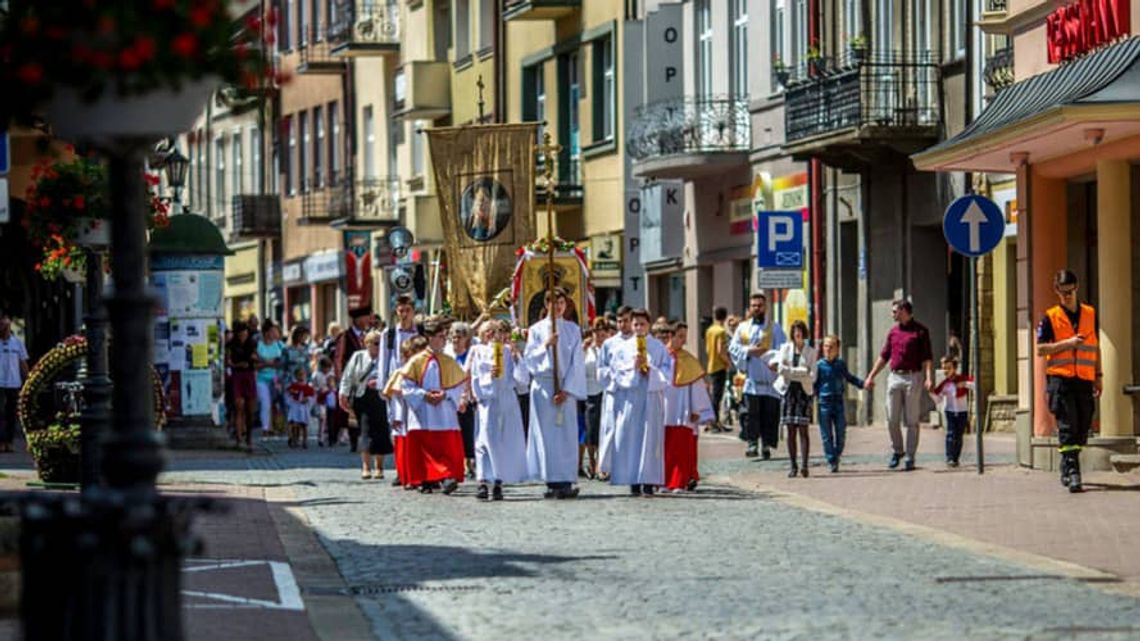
top-left (476, 483), bottom-right (489, 500)
top-left (391, 477), bottom-right (402, 487)
top-left (686, 479), bottom-right (699, 491)
top-left (1068, 472), bottom-right (1083, 493)
top-left (442, 479), bottom-right (459, 495)
top-left (788, 466), bottom-right (798, 478)
top-left (745, 443), bottom-right (759, 458)
top-left (762, 446), bottom-right (772, 460)
top-left (642, 485), bottom-right (655, 496)
top-left (888, 453), bottom-right (902, 469)
top-left (801, 466), bottom-right (809, 478)
top-left (904, 460), bottom-right (916, 472)
top-left (829, 462), bottom-right (839, 473)
top-left (492, 483), bottom-right (504, 501)
top-left (630, 485), bottom-right (642, 496)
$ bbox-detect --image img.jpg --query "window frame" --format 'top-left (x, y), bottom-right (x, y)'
top-left (299, 110), bottom-right (310, 193)
top-left (696, 0), bottom-right (713, 98)
top-left (232, 130), bottom-right (243, 199)
top-left (592, 35), bottom-right (615, 143)
top-left (314, 104), bottom-right (325, 189)
top-left (731, 0), bottom-right (748, 98)
top-left (329, 101), bottom-right (341, 184)
top-left (363, 105), bottom-right (375, 180)
top-left (455, 0), bottom-right (471, 61)
top-left (214, 136), bottom-right (227, 214)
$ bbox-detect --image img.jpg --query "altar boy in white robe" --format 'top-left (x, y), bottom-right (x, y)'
top-left (399, 319), bottom-right (469, 495)
top-left (596, 306), bottom-right (633, 479)
top-left (465, 320), bottom-right (529, 501)
top-left (524, 288), bottom-right (588, 499)
top-left (663, 322), bottom-right (715, 492)
top-left (608, 308), bottom-right (672, 496)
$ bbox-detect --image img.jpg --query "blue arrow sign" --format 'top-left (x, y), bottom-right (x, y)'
top-left (943, 195), bottom-right (1004, 257)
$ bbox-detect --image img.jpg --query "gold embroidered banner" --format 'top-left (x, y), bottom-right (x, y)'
top-left (425, 123), bottom-right (538, 316)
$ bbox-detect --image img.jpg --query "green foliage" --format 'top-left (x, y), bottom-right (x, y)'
top-left (26, 423), bottom-right (81, 484)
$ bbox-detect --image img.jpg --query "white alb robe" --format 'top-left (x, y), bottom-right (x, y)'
top-left (663, 374), bottom-right (716, 433)
top-left (524, 317), bottom-right (588, 484)
top-left (608, 334), bottom-right (672, 485)
top-left (400, 358), bottom-right (464, 432)
top-left (466, 343), bottom-right (528, 483)
top-left (596, 331), bottom-right (632, 474)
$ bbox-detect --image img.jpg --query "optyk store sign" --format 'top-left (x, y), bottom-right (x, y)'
top-left (1046, 0), bottom-right (1130, 64)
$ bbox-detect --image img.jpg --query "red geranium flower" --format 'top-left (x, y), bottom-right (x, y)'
top-left (16, 63), bottom-right (43, 85)
top-left (172, 33), bottom-right (199, 58)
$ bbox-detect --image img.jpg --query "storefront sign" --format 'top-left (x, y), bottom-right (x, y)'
top-left (729, 184), bottom-right (753, 235)
top-left (590, 234), bottom-right (622, 279)
top-left (282, 261), bottom-right (304, 285)
top-left (343, 231), bottom-right (372, 310)
top-left (645, 2), bottom-right (684, 104)
top-left (305, 250), bottom-right (344, 284)
top-left (1046, 0), bottom-right (1130, 64)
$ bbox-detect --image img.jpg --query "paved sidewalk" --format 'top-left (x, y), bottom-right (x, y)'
top-left (699, 423), bottom-right (1140, 591)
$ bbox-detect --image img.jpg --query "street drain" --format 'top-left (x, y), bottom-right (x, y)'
top-left (305, 584), bottom-right (486, 596)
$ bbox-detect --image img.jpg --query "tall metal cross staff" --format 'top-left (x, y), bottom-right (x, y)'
top-left (535, 132), bottom-right (562, 395)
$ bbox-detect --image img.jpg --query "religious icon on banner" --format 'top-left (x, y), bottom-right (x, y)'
top-left (344, 231), bottom-right (372, 310)
top-left (510, 241), bottom-right (595, 328)
top-left (459, 176), bottom-right (513, 242)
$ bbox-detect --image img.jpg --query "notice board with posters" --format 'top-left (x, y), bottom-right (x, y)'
top-left (152, 254), bottom-right (226, 423)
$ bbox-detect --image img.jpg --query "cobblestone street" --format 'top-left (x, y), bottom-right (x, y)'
top-left (158, 432), bottom-right (1140, 641)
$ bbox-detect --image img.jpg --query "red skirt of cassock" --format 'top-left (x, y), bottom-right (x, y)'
top-left (664, 425), bottom-right (698, 490)
top-left (404, 429), bottom-right (465, 486)
top-left (393, 434), bottom-right (407, 482)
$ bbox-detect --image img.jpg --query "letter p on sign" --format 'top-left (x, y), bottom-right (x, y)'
top-left (768, 216), bottom-right (794, 253)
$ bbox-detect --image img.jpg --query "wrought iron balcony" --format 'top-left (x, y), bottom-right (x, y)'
top-left (503, 0), bottom-right (581, 21)
top-left (626, 95), bottom-right (750, 179)
top-left (329, 0), bottom-right (400, 57)
top-left (984, 46), bottom-right (1014, 92)
top-left (300, 176), bottom-right (352, 223)
top-left (782, 51), bottom-right (941, 165)
top-left (298, 38), bottom-right (346, 74)
top-left (333, 177), bottom-right (402, 227)
top-left (231, 194), bottom-right (281, 239)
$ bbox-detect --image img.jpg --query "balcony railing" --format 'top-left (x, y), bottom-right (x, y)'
top-left (231, 195), bottom-right (281, 238)
top-left (784, 51), bottom-right (940, 144)
top-left (626, 96), bottom-right (750, 161)
top-left (343, 177), bottom-right (401, 224)
top-left (984, 46), bottom-right (1014, 92)
top-left (984, 0), bottom-right (1007, 12)
top-left (298, 38), bottom-right (345, 73)
top-left (300, 176), bottom-right (352, 223)
top-left (329, 0), bottom-right (400, 55)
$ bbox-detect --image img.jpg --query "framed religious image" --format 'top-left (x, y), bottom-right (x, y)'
top-left (517, 253), bottom-right (589, 328)
top-left (457, 175), bottom-right (513, 243)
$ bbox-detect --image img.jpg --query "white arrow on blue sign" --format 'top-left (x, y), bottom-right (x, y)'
top-left (942, 194), bottom-right (1004, 257)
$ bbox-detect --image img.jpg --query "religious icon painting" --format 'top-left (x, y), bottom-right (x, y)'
top-left (457, 172), bottom-right (514, 244)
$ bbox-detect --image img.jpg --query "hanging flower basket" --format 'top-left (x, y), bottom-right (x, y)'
top-left (0, 1), bottom-right (279, 133)
top-left (23, 154), bottom-right (171, 281)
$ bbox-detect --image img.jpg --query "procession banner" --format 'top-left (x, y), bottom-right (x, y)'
top-left (425, 123), bottom-right (538, 315)
top-left (510, 240), bottom-right (595, 328)
top-left (344, 230), bottom-right (372, 311)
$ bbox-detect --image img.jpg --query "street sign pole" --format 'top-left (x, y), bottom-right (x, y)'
top-left (972, 256), bottom-right (984, 475)
top-left (942, 193), bottom-right (1004, 476)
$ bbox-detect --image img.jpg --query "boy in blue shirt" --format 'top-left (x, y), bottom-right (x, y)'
top-left (816, 335), bottom-right (866, 473)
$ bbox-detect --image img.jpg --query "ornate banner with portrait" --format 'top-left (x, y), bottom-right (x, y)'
top-left (425, 123), bottom-right (538, 315)
top-left (509, 239), bottom-right (595, 328)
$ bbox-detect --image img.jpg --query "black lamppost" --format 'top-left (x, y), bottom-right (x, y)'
top-left (163, 147), bottom-right (189, 212)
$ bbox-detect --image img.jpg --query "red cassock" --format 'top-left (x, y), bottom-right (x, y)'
top-left (664, 425), bottom-right (698, 490)
top-left (404, 430), bottom-right (465, 485)
top-left (393, 434), bottom-right (407, 483)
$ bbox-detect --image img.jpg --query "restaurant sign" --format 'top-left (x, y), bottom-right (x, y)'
top-left (1046, 0), bottom-right (1130, 64)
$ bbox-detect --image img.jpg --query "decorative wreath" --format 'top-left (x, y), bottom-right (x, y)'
top-left (17, 335), bottom-right (166, 433)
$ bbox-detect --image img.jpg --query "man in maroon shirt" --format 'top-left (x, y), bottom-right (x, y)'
top-left (864, 299), bottom-right (934, 471)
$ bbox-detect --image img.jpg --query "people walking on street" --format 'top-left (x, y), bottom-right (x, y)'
top-left (400, 319), bottom-right (468, 495)
top-left (378, 295), bottom-right (423, 485)
top-left (283, 325), bottom-right (312, 383)
top-left (1035, 269), bottom-right (1101, 493)
top-left (311, 357), bottom-right (335, 447)
top-left (285, 367), bottom-right (315, 449)
top-left (729, 293), bottom-right (787, 459)
top-left (446, 321), bottom-right (478, 480)
top-left (704, 306), bottom-right (731, 433)
top-left (930, 355), bottom-right (974, 468)
top-left (597, 305), bottom-right (634, 479)
top-left (226, 321), bottom-right (258, 451)
top-left (663, 322), bottom-right (713, 492)
top-left (0, 312), bottom-right (29, 454)
top-left (864, 299), bottom-right (934, 471)
top-left (524, 288), bottom-right (588, 499)
top-left (335, 307), bottom-right (372, 379)
top-left (775, 321), bottom-right (818, 478)
top-left (581, 317), bottom-right (610, 479)
top-left (340, 330), bottom-right (394, 479)
top-left (384, 335), bottom-right (429, 490)
top-left (606, 308), bottom-right (670, 497)
top-left (815, 335), bottom-right (865, 472)
top-left (255, 319), bottom-right (284, 436)
top-left (466, 321), bottom-right (528, 501)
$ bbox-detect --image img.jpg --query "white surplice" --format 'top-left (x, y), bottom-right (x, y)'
top-left (608, 334), bottom-right (672, 485)
top-left (466, 343), bottom-right (528, 483)
top-left (596, 330), bottom-right (632, 474)
top-left (524, 317), bottom-right (587, 484)
top-left (663, 372), bottom-right (716, 434)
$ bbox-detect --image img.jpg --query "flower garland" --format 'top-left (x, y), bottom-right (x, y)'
top-left (17, 335), bottom-right (167, 433)
top-left (1, 0), bottom-right (278, 125)
top-left (516, 236), bottom-right (578, 256)
top-left (23, 153), bottom-right (171, 280)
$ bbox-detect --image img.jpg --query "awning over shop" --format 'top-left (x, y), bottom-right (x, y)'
top-left (913, 37), bottom-right (1140, 173)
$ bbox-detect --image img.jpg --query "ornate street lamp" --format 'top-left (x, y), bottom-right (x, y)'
top-left (163, 147), bottom-right (190, 211)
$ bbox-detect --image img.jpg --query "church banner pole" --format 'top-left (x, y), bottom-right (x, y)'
top-left (536, 132), bottom-right (562, 396)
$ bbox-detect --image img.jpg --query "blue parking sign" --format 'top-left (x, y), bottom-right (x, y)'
top-left (757, 211), bottom-right (804, 269)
